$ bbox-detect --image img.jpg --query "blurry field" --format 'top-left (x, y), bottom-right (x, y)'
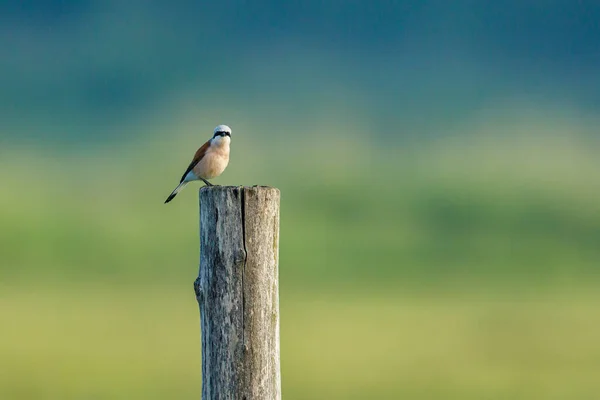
top-left (3, 3), bottom-right (600, 398)
top-left (2, 284), bottom-right (600, 399)
top-left (2, 117), bottom-right (600, 399)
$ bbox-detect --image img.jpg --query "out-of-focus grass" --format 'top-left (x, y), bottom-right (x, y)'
top-left (2, 283), bottom-right (600, 399)
top-left (1, 121), bottom-right (599, 286)
top-left (2, 116), bottom-right (600, 399)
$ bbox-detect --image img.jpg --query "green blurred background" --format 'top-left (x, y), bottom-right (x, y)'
top-left (2, 1), bottom-right (600, 399)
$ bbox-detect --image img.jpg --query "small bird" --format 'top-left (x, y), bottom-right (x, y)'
top-left (164, 124), bottom-right (232, 203)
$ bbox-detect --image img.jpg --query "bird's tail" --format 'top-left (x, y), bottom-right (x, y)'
top-left (164, 182), bottom-right (188, 204)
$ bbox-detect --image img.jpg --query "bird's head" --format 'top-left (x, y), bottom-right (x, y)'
top-left (211, 124), bottom-right (232, 147)
top-left (212, 124), bottom-right (231, 138)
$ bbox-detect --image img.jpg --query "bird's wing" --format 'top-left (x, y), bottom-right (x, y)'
top-left (179, 140), bottom-right (211, 183)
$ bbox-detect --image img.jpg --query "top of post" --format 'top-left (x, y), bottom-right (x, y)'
top-left (200, 185), bottom-right (278, 191)
top-left (200, 185), bottom-right (280, 196)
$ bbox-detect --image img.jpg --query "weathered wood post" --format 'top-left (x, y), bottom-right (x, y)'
top-left (194, 186), bottom-right (281, 400)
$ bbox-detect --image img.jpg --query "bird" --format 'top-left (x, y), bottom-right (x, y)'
top-left (164, 124), bottom-right (232, 204)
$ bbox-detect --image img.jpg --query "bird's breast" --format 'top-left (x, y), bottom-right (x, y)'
top-left (193, 148), bottom-right (229, 179)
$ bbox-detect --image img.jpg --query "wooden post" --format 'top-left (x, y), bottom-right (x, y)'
top-left (194, 186), bottom-right (281, 400)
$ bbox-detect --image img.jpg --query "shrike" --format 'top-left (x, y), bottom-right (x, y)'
top-left (164, 124), bottom-right (231, 203)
